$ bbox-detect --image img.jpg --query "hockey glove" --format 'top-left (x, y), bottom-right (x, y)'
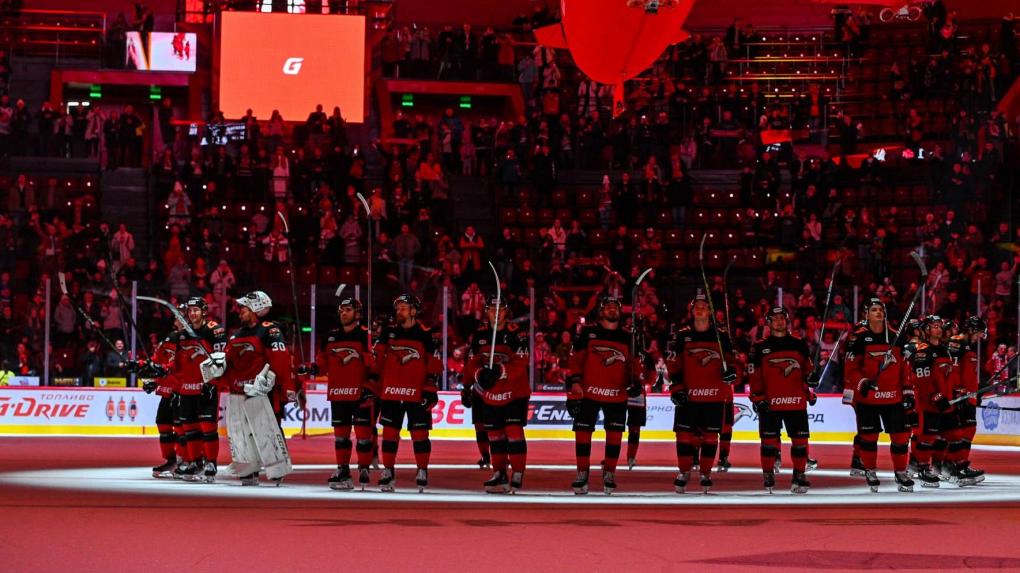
top-left (857, 378), bottom-right (878, 398)
top-left (807, 391), bottom-right (818, 406)
top-left (460, 387), bottom-right (473, 408)
top-left (254, 365), bottom-right (276, 394)
top-left (475, 364), bottom-right (504, 390)
top-left (296, 363), bottom-right (319, 376)
top-left (752, 399), bottom-right (770, 415)
top-left (932, 392), bottom-right (953, 413)
top-left (721, 366), bottom-right (737, 385)
top-left (805, 369), bottom-right (821, 388)
top-left (421, 390), bottom-right (439, 410)
top-left (901, 389), bottom-right (916, 411)
top-left (199, 352), bottom-right (227, 383)
top-left (670, 390), bottom-right (688, 407)
top-left (566, 398), bottom-right (582, 418)
top-left (142, 380), bottom-right (158, 394)
top-left (626, 381), bottom-right (643, 398)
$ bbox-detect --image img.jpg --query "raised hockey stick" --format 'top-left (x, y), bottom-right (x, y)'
top-left (356, 192), bottom-right (373, 350)
top-left (58, 272), bottom-right (128, 361)
top-left (631, 267), bottom-right (654, 390)
top-left (877, 250), bottom-right (928, 375)
top-left (136, 295), bottom-right (213, 363)
top-left (950, 353), bottom-right (1020, 405)
top-left (813, 254), bottom-right (843, 370)
top-left (98, 249), bottom-right (152, 362)
top-left (721, 255), bottom-right (737, 345)
top-left (276, 210), bottom-right (305, 364)
top-left (698, 234), bottom-right (729, 373)
top-left (487, 261), bottom-right (501, 369)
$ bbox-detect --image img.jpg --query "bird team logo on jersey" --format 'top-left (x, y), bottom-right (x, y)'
top-left (591, 345), bottom-right (626, 367)
top-left (390, 345), bottom-right (422, 365)
top-left (181, 343), bottom-right (206, 361)
top-left (330, 347), bottom-right (361, 365)
top-left (767, 357), bottom-right (802, 377)
top-left (232, 342), bottom-right (256, 356)
top-left (937, 362), bottom-right (953, 373)
top-left (688, 347), bottom-right (721, 366)
top-left (481, 352), bottom-right (512, 366)
top-left (733, 402), bottom-right (752, 423)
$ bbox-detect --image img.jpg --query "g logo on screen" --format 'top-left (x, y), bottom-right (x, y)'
top-left (282, 57), bottom-right (304, 75)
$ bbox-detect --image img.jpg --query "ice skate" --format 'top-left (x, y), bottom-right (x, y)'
top-left (152, 459), bottom-right (176, 479)
top-left (790, 470), bottom-right (810, 494)
top-left (849, 455), bottom-right (866, 477)
top-left (484, 470), bottom-right (509, 494)
top-left (627, 457), bottom-right (637, 470)
top-left (571, 470), bottom-right (589, 495)
top-left (716, 456), bottom-right (731, 473)
top-left (919, 465), bottom-right (940, 488)
top-left (894, 470), bottom-right (915, 492)
top-left (773, 458), bottom-right (782, 474)
top-left (700, 474), bottom-right (713, 494)
top-left (179, 461), bottom-right (204, 482)
top-left (239, 472), bottom-right (260, 486)
top-left (415, 468), bottom-right (428, 492)
top-left (763, 470), bottom-right (776, 493)
top-left (328, 466), bottom-right (354, 491)
top-left (806, 457), bottom-right (819, 472)
top-left (674, 471), bottom-right (690, 494)
top-left (203, 461), bottom-right (218, 483)
top-left (477, 453), bottom-right (491, 469)
top-left (379, 468), bottom-right (395, 492)
top-left (864, 470), bottom-right (880, 493)
top-left (510, 471), bottom-right (524, 494)
top-left (602, 471), bottom-right (616, 495)
top-left (358, 467), bottom-right (371, 491)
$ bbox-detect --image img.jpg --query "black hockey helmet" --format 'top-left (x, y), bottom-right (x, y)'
top-left (185, 296), bottom-right (208, 312)
top-left (393, 293), bottom-right (422, 312)
top-left (766, 306), bottom-right (789, 321)
top-left (338, 297), bottom-right (362, 312)
top-left (963, 315), bottom-right (987, 336)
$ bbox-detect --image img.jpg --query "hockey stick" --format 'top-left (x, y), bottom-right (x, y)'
top-left (276, 210), bottom-right (305, 364)
top-left (58, 272), bottom-right (129, 361)
top-left (631, 267), bottom-right (654, 391)
top-left (487, 261), bottom-right (501, 369)
top-left (98, 249), bottom-right (152, 362)
top-left (356, 192), bottom-right (373, 350)
top-left (698, 234), bottom-right (729, 373)
top-left (813, 254), bottom-right (843, 370)
top-left (721, 255), bottom-right (737, 345)
top-left (877, 250), bottom-right (928, 375)
top-left (816, 328), bottom-right (850, 384)
top-left (950, 353), bottom-right (1020, 405)
top-left (136, 295), bottom-right (209, 359)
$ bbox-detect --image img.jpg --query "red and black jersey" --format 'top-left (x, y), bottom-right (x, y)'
top-left (665, 325), bottom-right (735, 403)
top-left (164, 321), bottom-right (226, 395)
top-left (568, 325), bottom-right (641, 404)
top-left (843, 326), bottom-right (912, 406)
top-left (906, 342), bottom-right (958, 412)
top-left (219, 321), bottom-right (294, 397)
top-left (748, 334), bottom-right (812, 411)
top-left (373, 322), bottom-right (440, 402)
top-left (463, 324), bottom-right (531, 406)
top-left (315, 325), bottom-right (374, 402)
top-left (948, 335), bottom-right (979, 404)
top-left (150, 331), bottom-right (179, 398)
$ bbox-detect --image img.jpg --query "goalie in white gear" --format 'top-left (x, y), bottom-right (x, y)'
top-left (201, 291), bottom-right (296, 485)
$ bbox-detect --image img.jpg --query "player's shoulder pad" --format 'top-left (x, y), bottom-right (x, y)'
top-left (261, 321), bottom-right (283, 338)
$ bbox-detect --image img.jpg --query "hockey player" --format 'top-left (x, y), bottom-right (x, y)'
top-left (463, 296), bottom-right (531, 493)
top-left (138, 307), bottom-right (183, 478)
top-left (666, 293), bottom-right (736, 493)
top-left (906, 315), bottom-right (973, 487)
top-left (373, 294), bottom-right (441, 492)
top-left (200, 291), bottom-right (295, 486)
top-left (298, 296), bottom-right (376, 490)
top-left (748, 306), bottom-right (814, 494)
top-left (566, 296), bottom-right (644, 494)
top-left (946, 316), bottom-right (987, 483)
top-left (160, 297), bottom-right (226, 482)
top-left (460, 365), bottom-right (491, 469)
top-left (842, 298), bottom-right (915, 492)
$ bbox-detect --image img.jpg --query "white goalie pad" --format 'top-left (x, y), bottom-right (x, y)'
top-left (225, 393), bottom-right (293, 480)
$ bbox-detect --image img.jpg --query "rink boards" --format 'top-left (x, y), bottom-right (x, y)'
top-left (1, 387), bottom-right (1019, 445)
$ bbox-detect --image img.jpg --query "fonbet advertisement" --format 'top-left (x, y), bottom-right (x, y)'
top-left (3, 389), bottom-right (1018, 445)
top-left (218, 12), bottom-right (365, 121)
